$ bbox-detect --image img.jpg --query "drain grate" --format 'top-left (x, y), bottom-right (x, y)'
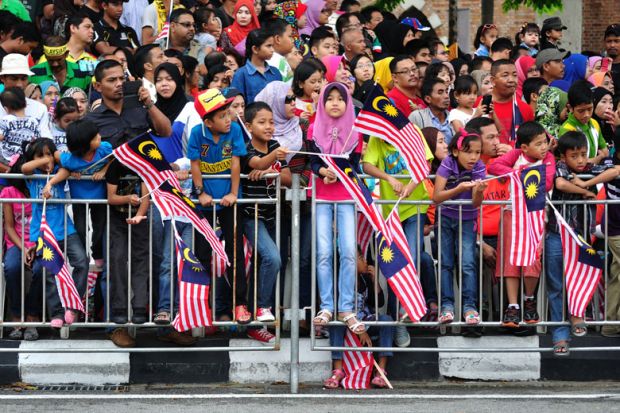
top-left (35, 385), bottom-right (129, 392)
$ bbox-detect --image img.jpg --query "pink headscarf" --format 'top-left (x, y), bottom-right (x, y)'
top-left (321, 55), bottom-right (344, 83)
top-left (589, 56), bottom-right (602, 71)
top-left (311, 82), bottom-right (358, 155)
top-left (515, 55), bottom-right (536, 100)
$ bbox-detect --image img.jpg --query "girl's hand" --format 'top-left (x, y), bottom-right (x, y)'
top-left (299, 111), bottom-right (311, 121)
top-left (71, 171), bottom-right (81, 180)
top-left (457, 181), bottom-right (476, 192)
top-left (387, 176), bottom-right (403, 195)
top-left (275, 146), bottom-right (288, 161)
top-left (126, 215), bottom-right (147, 225)
top-left (199, 192), bottom-right (213, 207)
top-left (92, 170), bottom-right (105, 181)
top-left (42, 183), bottom-right (53, 199)
top-left (358, 331), bottom-right (372, 347)
top-left (473, 104), bottom-right (486, 118)
top-left (128, 194), bottom-right (141, 206)
top-left (221, 192), bottom-right (237, 207)
top-left (473, 180), bottom-right (488, 194)
top-left (400, 181), bottom-right (417, 199)
top-left (25, 245), bottom-right (36, 267)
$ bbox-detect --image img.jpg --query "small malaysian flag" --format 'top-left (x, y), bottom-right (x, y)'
top-left (357, 213), bottom-right (374, 257)
top-left (376, 210), bottom-right (427, 322)
top-left (341, 329), bottom-right (373, 389)
top-left (155, 22), bottom-right (170, 41)
top-left (37, 215), bottom-right (84, 313)
top-left (554, 208), bottom-right (604, 318)
top-left (509, 164), bottom-right (546, 266)
top-left (171, 227), bottom-right (213, 332)
top-left (354, 85), bottom-right (430, 185)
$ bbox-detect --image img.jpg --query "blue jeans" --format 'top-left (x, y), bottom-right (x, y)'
top-left (33, 233), bottom-right (88, 319)
top-left (245, 219), bottom-right (280, 308)
top-left (330, 314), bottom-right (394, 360)
top-left (439, 215), bottom-right (478, 313)
top-left (157, 220), bottom-right (193, 313)
top-left (544, 232), bottom-right (570, 343)
top-left (316, 203), bottom-right (356, 313)
top-left (3, 245), bottom-right (42, 318)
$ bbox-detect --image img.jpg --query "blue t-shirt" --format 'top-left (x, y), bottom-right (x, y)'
top-left (27, 166), bottom-right (76, 242)
top-left (59, 141), bottom-right (113, 199)
top-left (187, 121), bottom-right (247, 210)
top-left (231, 61), bottom-right (283, 104)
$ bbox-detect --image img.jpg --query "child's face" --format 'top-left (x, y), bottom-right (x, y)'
top-left (57, 111), bottom-right (80, 131)
top-left (434, 132), bottom-right (449, 161)
top-left (205, 107), bottom-right (232, 134)
top-left (229, 95), bottom-right (245, 122)
top-left (254, 37), bottom-right (275, 61)
top-left (561, 147), bottom-right (588, 172)
top-left (324, 88), bottom-right (346, 118)
top-left (247, 108), bottom-right (274, 142)
top-left (571, 102), bottom-right (594, 125)
top-left (520, 133), bottom-right (548, 160)
top-left (453, 139), bottom-right (482, 170)
top-left (312, 37), bottom-right (338, 59)
top-left (236, 6), bottom-right (252, 27)
top-left (300, 70), bottom-right (323, 98)
top-left (456, 87), bottom-right (477, 109)
top-left (523, 31), bottom-right (539, 47)
top-left (481, 28), bottom-right (498, 48)
top-left (90, 133), bottom-right (102, 151)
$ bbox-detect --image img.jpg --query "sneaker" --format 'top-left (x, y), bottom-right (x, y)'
top-left (8, 328), bottom-right (23, 340)
top-left (502, 307), bottom-right (521, 328)
top-left (109, 328), bottom-right (135, 348)
top-left (523, 298), bottom-right (539, 324)
top-left (247, 327), bottom-right (275, 344)
top-left (23, 327), bottom-right (39, 341)
top-left (394, 325), bottom-right (411, 348)
top-left (157, 330), bottom-right (198, 346)
top-left (256, 307), bottom-right (275, 322)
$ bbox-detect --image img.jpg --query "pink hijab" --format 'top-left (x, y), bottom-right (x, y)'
top-left (321, 55), bottom-right (344, 83)
top-left (515, 55), bottom-right (536, 100)
top-left (311, 82), bottom-right (358, 155)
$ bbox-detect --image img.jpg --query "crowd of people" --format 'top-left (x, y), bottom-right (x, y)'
top-left (2, 0), bottom-right (620, 389)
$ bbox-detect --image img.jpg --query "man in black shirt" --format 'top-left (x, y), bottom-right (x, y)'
top-left (93, 0), bottom-right (139, 56)
top-left (605, 24), bottom-right (620, 97)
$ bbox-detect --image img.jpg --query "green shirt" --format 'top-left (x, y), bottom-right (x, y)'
top-left (29, 61), bottom-right (92, 92)
top-left (362, 135), bottom-right (434, 221)
top-left (559, 113), bottom-right (606, 159)
top-left (1, 0), bottom-right (32, 22)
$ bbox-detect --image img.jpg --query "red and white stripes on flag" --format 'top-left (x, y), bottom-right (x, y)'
top-left (341, 330), bottom-right (373, 390)
top-left (508, 168), bottom-right (545, 266)
top-left (210, 235), bottom-right (253, 278)
top-left (113, 140), bottom-right (179, 193)
top-left (155, 22), bottom-right (170, 41)
top-left (357, 213), bottom-right (374, 257)
top-left (385, 210), bottom-right (428, 322)
top-left (39, 215), bottom-right (85, 313)
top-left (554, 209), bottom-right (603, 318)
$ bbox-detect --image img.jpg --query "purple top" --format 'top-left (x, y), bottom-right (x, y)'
top-left (436, 156), bottom-right (486, 221)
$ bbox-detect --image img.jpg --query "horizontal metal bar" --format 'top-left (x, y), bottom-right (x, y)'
top-left (312, 346), bottom-right (620, 353)
top-left (0, 346), bottom-right (277, 353)
top-left (320, 320), bottom-right (620, 327)
top-left (0, 321), bottom-right (276, 327)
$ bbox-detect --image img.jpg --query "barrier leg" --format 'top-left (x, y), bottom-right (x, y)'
top-left (290, 174), bottom-right (300, 394)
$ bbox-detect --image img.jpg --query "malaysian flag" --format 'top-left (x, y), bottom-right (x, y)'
top-left (319, 155), bottom-right (391, 244)
top-left (171, 227), bottom-right (213, 332)
top-left (509, 164), bottom-right (546, 266)
top-left (37, 215), bottom-right (85, 313)
top-left (357, 213), bottom-right (374, 257)
top-left (156, 22), bottom-right (170, 41)
top-left (376, 210), bottom-right (427, 322)
top-left (354, 84), bottom-right (430, 184)
top-left (554, 208), bottom-right (604, 318)
top-left (341, 329), bottom-right (373, 390)
top-left (210, 230), bottom-right (253, 279)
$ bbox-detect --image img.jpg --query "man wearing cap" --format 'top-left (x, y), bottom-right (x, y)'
top-left (93, 0), bottom-right (140, 56)
top-left (29, 36), bottom-right (93, 92)
top-left (540, 17), bottom-right (567, 51)
top-left (85, 59), bottom-right (171, 148)
top-left (534, 49), bottom-right (569, 139)
top-left (536, 48), bottom-right (568, 85)
top-left (0, 53), bottom-right (51, 139)
top-left (604, 24), bottom-right (620, 96)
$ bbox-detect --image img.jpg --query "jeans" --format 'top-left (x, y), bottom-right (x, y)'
top-left (402, 213), bottom-right (437, 305)
top-left (316, 203), bottom-right (356, 313)
top-left (244, 219), bottom-right (280, 308)
top-left (3, 246), bottom-right (42, 318)
top-left (33, 233), bottom-right (88, 319)
top-left (330, 314), bottom-right (394, 360)
top-left (439, 215), bottom-right (478, 313)
top-left (73, 203), bottom-right (107, 261)
top-left (157, 220), bottom-right (193, 313)
top-left (544, 232), bottom-right (571, 343)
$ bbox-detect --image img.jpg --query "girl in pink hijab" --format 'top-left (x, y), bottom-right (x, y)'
top-left (515, 55), bottom-right (537, 100)
top-left (309, 82), bottom-right (365, 343)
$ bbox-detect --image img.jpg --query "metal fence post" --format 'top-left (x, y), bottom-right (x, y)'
top-left (290, 173), bottom-right (301, 394)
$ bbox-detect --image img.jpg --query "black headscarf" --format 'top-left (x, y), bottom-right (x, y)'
top-left (592, 86), bottom-right (619, 149)
top-left (374, 22), bottom-right (412, 57)
top-left (154, 63), bottom-right (188, 122)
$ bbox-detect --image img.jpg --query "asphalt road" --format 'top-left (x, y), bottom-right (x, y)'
top-left (2, 382), bottom-right (620, 413)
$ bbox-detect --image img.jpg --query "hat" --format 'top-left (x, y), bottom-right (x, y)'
top-left (542, 17), bottom-right (567, 31)
top-left (0, 54), bottom-right (34, 76)
top-left (535, 48), bottom-right (570, 69)
top-left (194, 88), bottom-right (235, 119)
top-left (400, 17), bottom-right (430, 32)
top-left (605, 23), bottom-right (620, 38)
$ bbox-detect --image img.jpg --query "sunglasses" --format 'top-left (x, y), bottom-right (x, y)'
top-left (482, 23), bottom-right (497, 33)
top-left (285, 95), bottom-right (295, 103)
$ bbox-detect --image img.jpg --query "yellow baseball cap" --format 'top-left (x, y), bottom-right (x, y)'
top-left (194, 88), bottom-right (235, 119)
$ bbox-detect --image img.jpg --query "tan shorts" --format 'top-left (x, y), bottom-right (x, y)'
top-left (495, 210), bottom-right (542, 278)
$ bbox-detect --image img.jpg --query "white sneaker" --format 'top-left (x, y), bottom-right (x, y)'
top-left (256, 307), bottom-right (275, 322)
top-left (394, 325), bottom-right (411, 348)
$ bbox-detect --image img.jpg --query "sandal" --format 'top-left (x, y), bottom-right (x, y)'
top-left (154, 311), bottom-right (171, 325)
top-left (50, 318), bottom-right (64, 329)
top-left (235, 305), bottom-right (252, 324)
top-left (553, 341), bottom-right (570, 357)
top-left (323, 369), bottom-right (345, 389)
top-left (64, 309), bottom-right (77, 325)
top-left (339, 313), bottom-right (366, 335)
top-left (571, 318), bottom-right (587, 337)
top-left (313, 309), bottom-right (333, 326)
top-left (464, 310), bottom-right (481, 325)
top-left (439, 310), bottom-right (454, 324)
top-left (371, 368), bottom-right (389, 388)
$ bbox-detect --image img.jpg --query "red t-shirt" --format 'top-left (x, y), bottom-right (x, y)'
top-left (387, 87), bottom-right (425, 117)
top-left (491, 98), bottom-right (534, 147)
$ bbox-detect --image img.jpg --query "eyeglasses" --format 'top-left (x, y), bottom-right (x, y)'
top-left (285, 95), bottom-right (295, 103)
top-left (393, 67), bottom-right (419, 75)
top-left (356, 63), bottom-right (373, 70)
top-left (175, 21), bottom-right (196, 29)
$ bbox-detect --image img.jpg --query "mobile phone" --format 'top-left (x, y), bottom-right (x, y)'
top-left (122, 80), bottom-right (142, 109)
top-left (601, 58), bottom-right (610, 72)
top-left (482, 95), bottom-right (493, 114)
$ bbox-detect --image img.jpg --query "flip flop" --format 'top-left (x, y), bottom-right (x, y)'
top-left (553, 341), bottom-right (570, 357)
top-left (571, 322), bottom-right (588, 337)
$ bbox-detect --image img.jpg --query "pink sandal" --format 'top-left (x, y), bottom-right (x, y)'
top-left (323, 369), bottom-right (345, 389)
top-left (64, 310), bottom-right (78, 325)
top-left (371, 368), bottom-right (389, 388)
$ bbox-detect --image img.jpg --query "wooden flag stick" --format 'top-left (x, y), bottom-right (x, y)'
top-left (372, 358), bottom-right (393, 389)
top-left (286, 150), bottom-right (348, 159)
top-left (139, 178), bottom-right (169, 201)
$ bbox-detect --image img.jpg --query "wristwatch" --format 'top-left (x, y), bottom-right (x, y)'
top-left (195, 186), bottom-right (204, 196)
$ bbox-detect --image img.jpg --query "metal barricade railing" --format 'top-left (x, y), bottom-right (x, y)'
top-left (0, 173), bottom-right (283, 353)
